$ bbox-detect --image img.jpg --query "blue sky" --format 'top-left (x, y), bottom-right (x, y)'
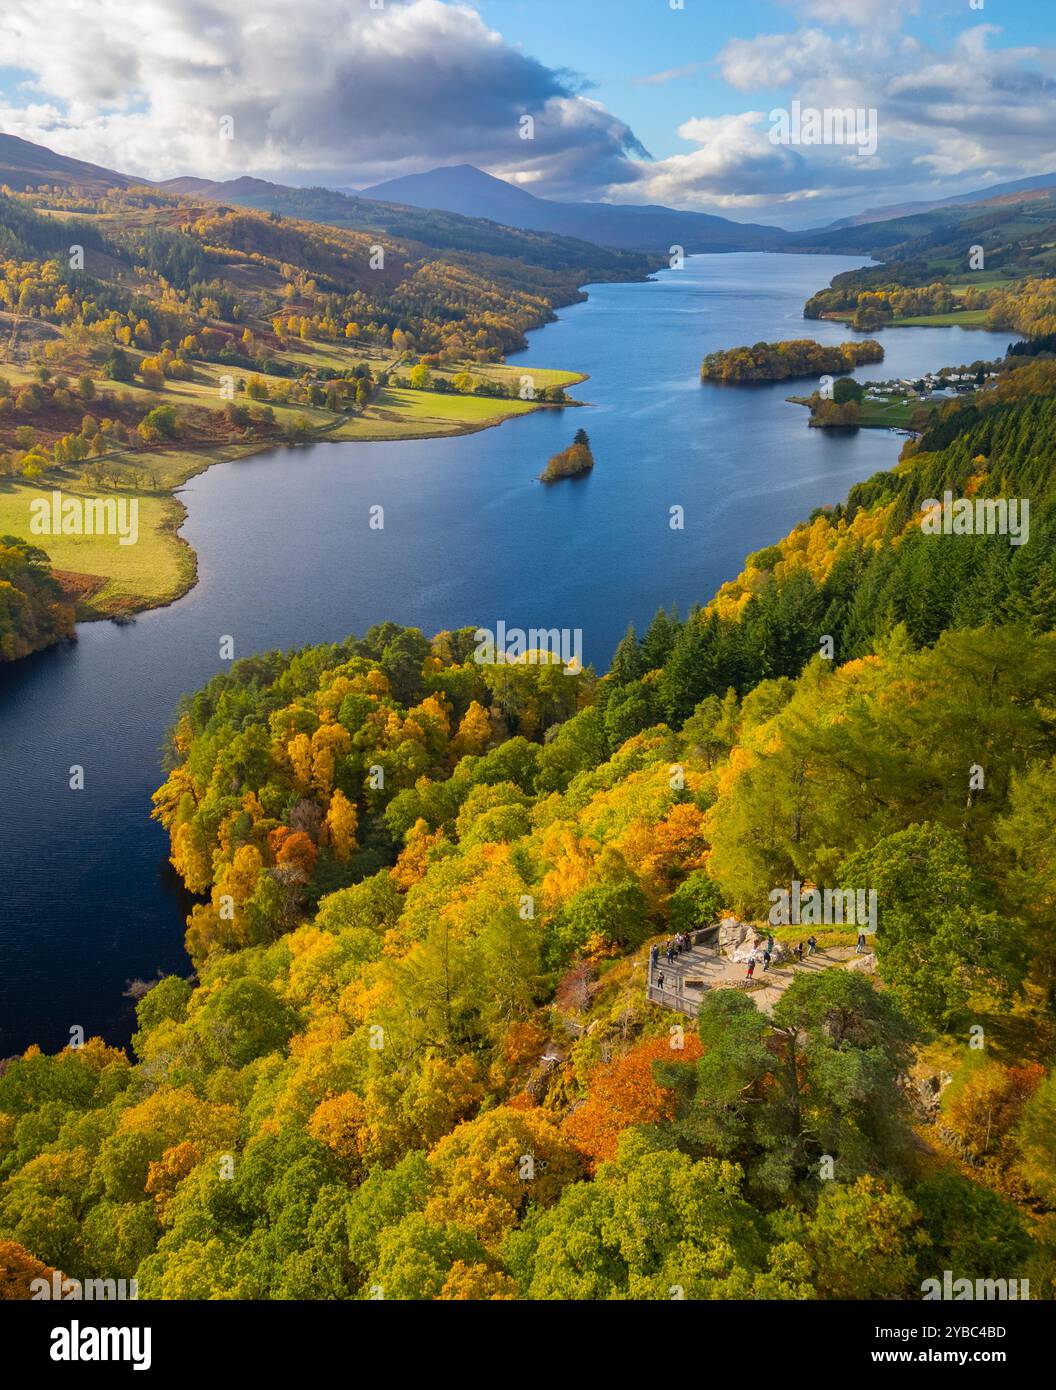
top-left (478, 0), bottom-right (1053, 160)
top-left (0, 0), bottom-right (1054, 226)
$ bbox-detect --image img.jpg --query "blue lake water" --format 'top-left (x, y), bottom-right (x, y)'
top-left (0, 253), bottom-right (1018, 1052)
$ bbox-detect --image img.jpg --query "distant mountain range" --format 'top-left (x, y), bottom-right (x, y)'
top-left (0, 134), bottom-right (654, 278)
top-left (359, 162), bottom-right (1056, 260)
top-left (4, 129), bottom-right (1056, 264)
top-left (358, 164), bottom-right (788, 252)
top-left (822, 171), bottom-right (1056, 229)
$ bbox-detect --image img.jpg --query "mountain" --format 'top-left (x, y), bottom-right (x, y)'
top-left (822, 170), bottom-right (1056, 230)
top-left (153, 174), bottom-right (659, 277)
top-left (156, 174), bottom-right (279, 199)
top-left (0, 135), bottom-right (656, 279)
top-left (357, 165), bottom-right (542, 225)
top-left (358, 164), bottom-right (789, 253)
top-left (0, 132), bottom-right (139, 192)
top-left (789, 180), bottom-right (1056, 261)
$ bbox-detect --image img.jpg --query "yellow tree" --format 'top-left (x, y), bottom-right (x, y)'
top-left (311, 723), bottom-right (351, 798)
top-left (425, 1106), bottom-right (583, 1247)
top-left (307, 1092), bottom-right (367, 1176)
top-left (325, 789), bottom-right (358, 861)
top-left (438, 1261), bottom-right (517, 1300)
top-left (287, 732), bottom-right (312, 793)
top-left (451, 700), bottom-right (491, 760)
top-left (171, 820), bottom-right (212, 893)
top-left (0, 1240), bottom-right (58, 1299)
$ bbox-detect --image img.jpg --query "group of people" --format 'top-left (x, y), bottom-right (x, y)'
top-left (649, 933), bottom-right (694, 993)
top-left (650, 933), bottom-right (692, 969)
top-left (650, 927), bottom-right (837, 993)
top-left (662, 933), bottom-right (693, 966)
top-left (743, 933), bottom-right (820, 980)
top-left (744, 934), bottom-right (775, 980)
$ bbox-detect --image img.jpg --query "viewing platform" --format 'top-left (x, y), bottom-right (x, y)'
top-left (647, 927), bottom-right (862, 1018)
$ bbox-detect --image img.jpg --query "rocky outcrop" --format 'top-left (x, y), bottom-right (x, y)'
top-left (846, 951), bottom-right (877, 974)
top-left (718, 917), bottom-right (793, 963)
top-left (729, 936), bottom-right (763, 963)
top-left (912, 1069), bottom-right (954, 1120)
top-left (718, 917), bottom-right (754, 952)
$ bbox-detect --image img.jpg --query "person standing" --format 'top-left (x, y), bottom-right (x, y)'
top-left (762, 948), bottom-right (772, 972)
top-left (807, 935), bottom-right (818, 956)
top-left (745, 956), bottom-right (756, 981)
top-left (856, 931), bottom-right (867, 954)
top-left (795, 941), bottom-right (804, 963)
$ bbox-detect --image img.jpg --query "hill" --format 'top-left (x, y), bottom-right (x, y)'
top-left (0, 132), bottom-right (138, 193)
top-left (790, 186), bottom-right (1056, 264)
top-left (0, 165), bottom-right (639, 641)
top-left (0, 135), bottom-right (656, 280)
top-left (360, 163), bottom-right (790, 253)
top-left (2, 361), bottom-right (1055, 1298)
top-left (821, 170), bottom-right (1056, 230)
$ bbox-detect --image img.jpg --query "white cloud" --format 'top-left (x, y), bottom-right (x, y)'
top-left (719, 30), bottom-right (860, 92)
top-left (778, 0), bottom-right (920, 28)
top-left (634, 63), bottom-right (704, 88)
top-left (619, 110), bottom-right (880, 212)
top-left (0, 0), bottom-right (1054, 226)
top-left (651, 20), bottom-right (1056, 221)
top-left (0, 0), bottom-right (646, 195)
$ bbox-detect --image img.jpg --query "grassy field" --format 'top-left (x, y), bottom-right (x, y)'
top-left (891, 309), bottom-right (991, 328)
top-left (430, 362), bottom-right (585, 392)
top-left (373, 386), bottom-right (539, 423)
top-left (858, 395), bottom-right (918, 427)
top-left (0, 442), bottom-right (265, 614)
top-left (788, 392), bottom-right (918, 430)
top-left (819, 307), bottom-right (994, 330)
top-left (1, 333), bottom-right (582, 617)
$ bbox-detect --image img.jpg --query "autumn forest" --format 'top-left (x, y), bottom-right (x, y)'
top-left (1, 3), bottom-right (1056, 1355)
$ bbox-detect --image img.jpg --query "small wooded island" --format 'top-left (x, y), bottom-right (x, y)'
top-left (700, 337), bottom-right (884, 383)
top-left (540, 427), bottom-right (594, 481)
top-left (805, 378), bottom-right (864, 427)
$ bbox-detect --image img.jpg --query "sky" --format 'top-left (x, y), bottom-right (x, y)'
top-left (0, 0), bottom-right (1054, 227)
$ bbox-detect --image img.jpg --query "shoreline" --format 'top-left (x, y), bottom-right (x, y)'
top-left (0, 254), bottom-right (1016, 1055)
top-left (3, 368), bottom-right (590, 641)
top-left (6, 252), bottom-right (995, 658)
top-left (103, 387), bottom-right (591, 624)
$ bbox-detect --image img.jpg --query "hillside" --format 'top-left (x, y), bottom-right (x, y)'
top-left (360, 164), bottom-right (790, 253)
top-left (1, 350), bottom-right (1054, 1297)
top-left (0, 134), bottom-right (656, 278)
top-left (820, 170), bottom-right (1056, 230)
top-left (0, 132), bottom-right (139, 193)
top-left (0, 172), bottom-right (641, 645)
top-left (791, 178), bottom-right (1056, 347)
top-left (790, 186), bottom-right (1056, 268)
